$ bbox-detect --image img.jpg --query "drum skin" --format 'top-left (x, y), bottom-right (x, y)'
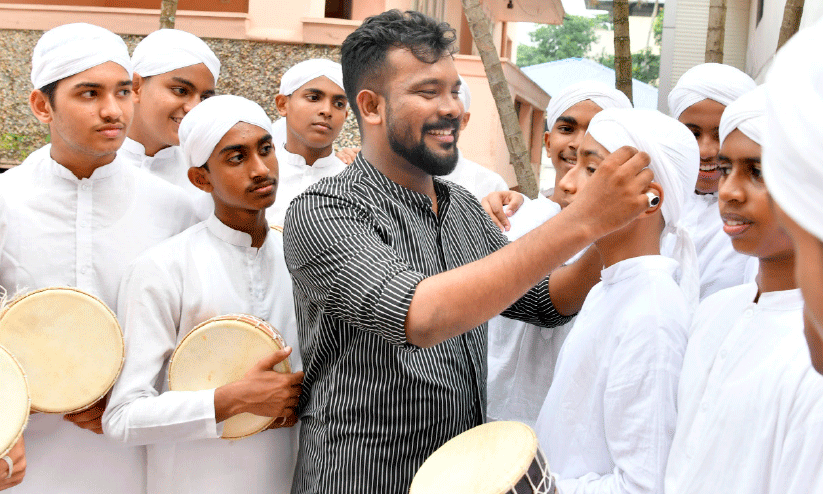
top-left (0, 287), bottom-right (123, 414)
top-left (410, 421), bottom-right (548, 494)
top-left (0, 344), bottom-right (29, 458)
top-left (168, 314), bottom-right (290, 440)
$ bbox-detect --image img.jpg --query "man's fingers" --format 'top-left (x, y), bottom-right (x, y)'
top-left (255, 347), bottom-right (293, 371)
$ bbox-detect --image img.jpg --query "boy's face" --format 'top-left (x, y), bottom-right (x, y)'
top-left (197, 122), bottom-right (278, 215)
top-left (555, 132), bottom-right (609, 209)
top-left (33, 61), bottom-right (133, 166)
top-left (678, 98), bottom-right (725, 194)
top-left (133, 63), bottom-right (215, 152)
top-left (773, 202), bottom-right (823, 374)
top-left (717, 129), bottom-right (793, 260)
top-left (545, 99), bottom-right (603, 198)
top-left (277, 76), bottom-right (348, 152)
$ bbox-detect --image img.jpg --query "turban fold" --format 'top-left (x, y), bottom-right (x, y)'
top-left (545, 80), bottom-right (632, 131)
top-left (588, 108), bottom-right (700, 308)
top-left (179, 95), bottom-right (272, 169)
top-left (763, 19), bottom-right (823, 242)
top-left (132, 29), bottom-right (220, 84)
top-left (668, 63), bottom-right (756, 119)
top-left (279, 59), bottom-right (344, 95)
top-left (31, 23), bottom-right (132, 89)
top-left (719, 85), bottom-right (766, 147)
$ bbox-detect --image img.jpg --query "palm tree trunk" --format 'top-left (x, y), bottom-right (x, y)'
top-left (777, 0), bottom-right (805, 50)
top-left (461, 0), bottom-right (538, 198)
top-left (159, 0), bottom-right (178, 29)
top-left (705, 0), bottom-right (726, 63)
top-left (613, 0), bottom-right (633, 102)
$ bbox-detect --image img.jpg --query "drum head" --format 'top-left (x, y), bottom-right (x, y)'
top-left (168, 315), bottom-right (290, 440)
top-left (0, 287), bottom-right (124, 414)
top-left (410, 421), bottom-right (539, 494)
top-left (0, 344), bottom-right (29, 457)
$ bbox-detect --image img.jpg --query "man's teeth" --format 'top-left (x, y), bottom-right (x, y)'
top-left (429, 129), bottom-right (452, 136)
top-left (724, 219), bottom-right (748, 226)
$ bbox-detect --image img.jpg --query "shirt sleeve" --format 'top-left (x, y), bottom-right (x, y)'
top-left (771, 383), bottom-right (823, 493)
top-left (557, 313), bottom-right (686, 494)
top-left (283, 187), bottom-right (426, 347)
top-left (103, 250), bottom-right (221, 445)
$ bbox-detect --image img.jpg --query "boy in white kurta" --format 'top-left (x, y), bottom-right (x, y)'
top-left (486, 81), bottom-right (631, 427)
top-left (268, 59), bottom-right (349, 226)
top-left (763, 19), bottom-right (823, 375)
top-left (119, 28), bottom-right (220, 219)
top-left (536, 108), bottom-right (700, 494)
top-left (665, 86), bottom-right (823, 494)
top-left (667, 63), bottom-right (757, 300)
top-left (104, 95), bottom-right (304, 494)
top-left (0, 24), bottom-right (197, 494)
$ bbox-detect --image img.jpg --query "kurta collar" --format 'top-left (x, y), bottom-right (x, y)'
top-left (121, 138), bottom-right (179, 162)
top-left (279, 144), bottom-right (341, 170)
top-left (751, 284), bottom-right (804, 311)
top-left (205, 214), bottom-right (256, 248)
top-left (600, 255), bottom-right (678, 285)
top-left (48, 147), bottom-right (124, 181)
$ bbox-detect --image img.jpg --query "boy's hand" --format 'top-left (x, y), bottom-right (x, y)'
top-left (64, 395), bottom-right (107, 434)
top-left (482, 190), bottom-right (524, 232)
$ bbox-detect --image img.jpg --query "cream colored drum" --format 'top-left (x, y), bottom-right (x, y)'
top-left (0, 344), bottom-right (29, 458)
top-left (410, 421), bottom-right (556, 494)
top-left (168, 314), bottom-right (291, 440)
top-left (0, 287), bottom-right (124, 414)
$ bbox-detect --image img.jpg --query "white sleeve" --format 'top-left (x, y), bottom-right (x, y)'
top-left (771, 391), bottom-right (823, 493)
top-left (557, 314), bottom-right (685, 494)
top-left (103, 251), bottom-right (221, 445)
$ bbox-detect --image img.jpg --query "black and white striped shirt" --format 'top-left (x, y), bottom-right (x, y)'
top-left (283, 155), bottom-right (570, 494)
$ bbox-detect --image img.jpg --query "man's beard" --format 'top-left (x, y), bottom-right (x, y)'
top-left (387, 115), bottom-right (460, 176)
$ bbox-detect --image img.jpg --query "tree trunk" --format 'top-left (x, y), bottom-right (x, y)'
top-left (460, 0), bottom-right (538, 198)
top-left (705, 0), bottom-right (726, 63)
top-left (777, 0), bottom-right (805, 50)
top-left (159, 0), bottom-right (178, 29)
top-left (613, 0), bottom-right (633, 103)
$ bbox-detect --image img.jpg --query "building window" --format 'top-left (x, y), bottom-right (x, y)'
top-left (325, 0), bottom-right (352, 20)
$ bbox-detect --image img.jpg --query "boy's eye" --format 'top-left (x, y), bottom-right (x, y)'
top-left (171, 87), bottom-right (187, 96)
top-left (227, 152), bottom-right (244, 164)
top-left (306, 94), bottom-right (320, 102)
top-left (751, 165), bottom-right (763, 180)
top-left (557, 125), bottom-right (573, 134)
top-left (334, 100), bottom-right (346, 110)
top-left (718, 163), bottom-right (732, 176)
top-left (586, 165), bottom-right (597, 175)
top-left (118, 88), bottom-right (131, 97)
top-left (260, 143), bottom-right (273, 155)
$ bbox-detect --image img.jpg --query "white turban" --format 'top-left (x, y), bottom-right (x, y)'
top-left (131, 29), bottom-right (220, 84)
top-left (588, 108), bottom-right (700, 308)
top-left (458, 76), bottom-right (471, 112)
top-left (668, 63), bottom-right (756, 119)
top-left (545, 80), bottom-right (632, 131)
top-left (178, 95), bottom-right (272, 169)
top-left (279, 59), bottom-right (344, 95)
top-left (763, 19), bottom-right (823, 242)
top-left (31, 23), bottom-right (132, 89)
top-left (719, 85), bottom-right (766, 147)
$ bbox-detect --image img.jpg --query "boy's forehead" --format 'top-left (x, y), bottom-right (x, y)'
top-left (56, 61), bottom-right (132, 90)
top-left (556, 100), bottom-right (603, 126)
top-left (294, 75), bottom-right (345, 96)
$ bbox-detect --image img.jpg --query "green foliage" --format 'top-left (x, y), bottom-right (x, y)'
top-left (516, 16), bottom-right (600, 67)
top-left (653, 8), bottom-right (664, 46)
top-left (596, 48), bottom-right (661, 86)
top-left (0, 133), bottom-right (45, 163)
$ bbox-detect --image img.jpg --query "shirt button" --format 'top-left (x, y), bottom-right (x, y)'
top-left (81, 183), bottom-right (91, 191)
top-left (719, 349), bottom-right (728, 359)
top-left (744, 309), bottom-right (754, 318)
top-left (79, 266), bottom-right (88, 274)
top-left (700, 401), bottom-right (708, 412)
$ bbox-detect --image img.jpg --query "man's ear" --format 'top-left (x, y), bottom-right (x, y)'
top-left (132, 74), bottom-right (144, 104)
top-left (188, 166), bottom-right (214, 193)
top-left (543, 131), bottom-right (551, 158)
top-left (459, 112), bottom-right (471, 131)
top-left (274, 94), bottom-right (289, 117)
top-left (29, 89), bottom-right (53, 124)
top-left (357, 89), bottom-right (383, 126)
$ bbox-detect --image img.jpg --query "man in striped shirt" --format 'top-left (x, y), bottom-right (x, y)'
top-left (283, 10), bottom-right (653, 494)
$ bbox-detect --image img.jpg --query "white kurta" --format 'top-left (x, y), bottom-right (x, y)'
top-left (536, 256), bottom-right (690, 494)
top-left (487, 197), bottom-right (576, 427)
top-left (266, 144), bottom-right (347, 227)
top-left (0, 145), bottom-right (197, 494)
top-left (119, 137), bottom-right (213, 220)
top-left (442, 150), bottom-right (509, 201)
top-left (667, 193), bottom-right (750, 300)
top-left (665, 283), bottom-right (823, 494)
top-left (104, 215), bottom-right (300, 494)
